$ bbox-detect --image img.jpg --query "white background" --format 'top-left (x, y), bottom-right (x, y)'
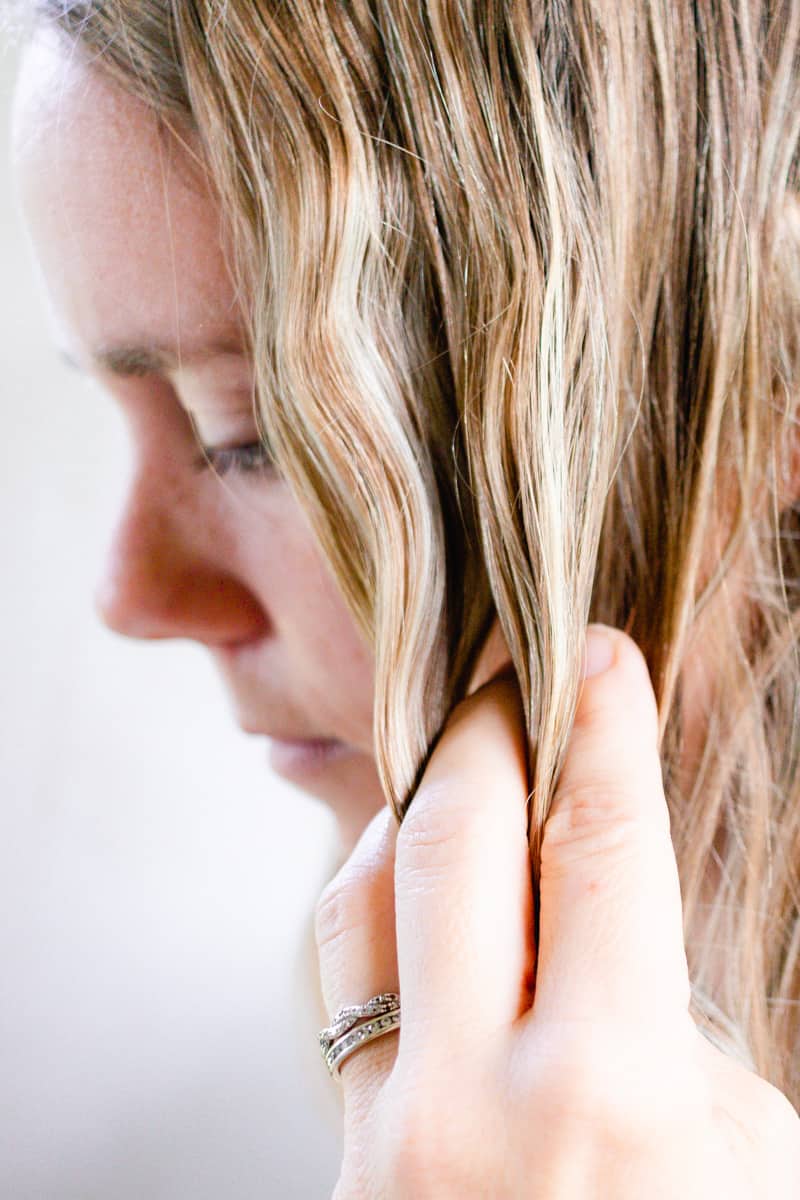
top-left (0, 35), bottom-right (343, 1199)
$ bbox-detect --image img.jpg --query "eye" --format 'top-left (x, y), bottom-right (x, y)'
top-left (199, 440), bottom-right (276, 477)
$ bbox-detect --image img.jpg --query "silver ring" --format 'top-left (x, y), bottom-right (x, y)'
top-left (319, 992), bottom-right (401, 1078)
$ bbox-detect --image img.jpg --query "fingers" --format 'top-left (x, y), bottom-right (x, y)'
top-left (531, 625), bottom-right (691, 1033)
top-left (394, 674), bottom-right (535, 1053)
top-left (315, 807), bottom-right (400, 1092)
top-left (316, 624), bottom-right (686, 1104)
top-left (315, 674), bottom-right (533, 1096)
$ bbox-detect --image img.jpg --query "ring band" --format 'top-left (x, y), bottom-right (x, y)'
top-left (319, 992), bottom-right (401, 1078)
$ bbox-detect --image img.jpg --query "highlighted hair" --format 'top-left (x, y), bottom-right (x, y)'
top-left (34, 0), bottom-right (800, 1103)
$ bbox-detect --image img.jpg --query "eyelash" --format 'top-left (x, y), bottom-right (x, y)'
top-left (200, 441), bottom-right (276, 477)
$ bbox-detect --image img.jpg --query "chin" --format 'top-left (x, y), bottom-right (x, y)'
top-left (269, 744), bottom-right (385, 844)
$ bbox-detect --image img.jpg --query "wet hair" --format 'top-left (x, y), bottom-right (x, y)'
top-left (29, 0), bottom-right (800, 1103)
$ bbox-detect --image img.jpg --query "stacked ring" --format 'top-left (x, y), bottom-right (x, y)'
top-left (319, 992), bottom-right (401, 1078)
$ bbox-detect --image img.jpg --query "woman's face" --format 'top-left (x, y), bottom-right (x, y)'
top-left (13, 33), bottom-right (384, 840)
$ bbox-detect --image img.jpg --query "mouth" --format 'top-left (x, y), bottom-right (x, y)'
top-left (267, 735), bottom-right (354, 777)
top-left (210, 650), bottom-right (363, 776)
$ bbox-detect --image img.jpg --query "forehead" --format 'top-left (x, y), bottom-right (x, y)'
top-left (12, 30), bottom-right (238, 360)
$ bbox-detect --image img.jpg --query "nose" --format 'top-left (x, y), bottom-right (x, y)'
top-left (94, 467), bottom-right (269, 647)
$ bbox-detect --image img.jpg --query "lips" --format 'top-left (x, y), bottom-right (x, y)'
top-left (210, 647), bottom-right (362, 772)
top-left (268, 735), bottom-right (353, 776)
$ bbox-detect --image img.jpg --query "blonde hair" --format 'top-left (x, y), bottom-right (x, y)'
top-left (34, 0), bottom-right (800, 1104)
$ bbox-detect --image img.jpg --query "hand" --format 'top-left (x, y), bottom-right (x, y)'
top-left (316, 625), bottom-right (800, 1198)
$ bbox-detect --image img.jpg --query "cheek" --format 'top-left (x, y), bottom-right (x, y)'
top-left (236, 498), bottom-right (374, 724)
top-left (287, 565), bottom-right (375, 715)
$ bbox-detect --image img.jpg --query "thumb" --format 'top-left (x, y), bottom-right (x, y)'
top-left (531, 625), bottom-right (691, 1031)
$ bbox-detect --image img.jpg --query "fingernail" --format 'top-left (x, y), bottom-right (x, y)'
top-left (582, 626), bottom-right (616, 678)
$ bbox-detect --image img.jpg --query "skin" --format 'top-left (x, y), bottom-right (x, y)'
top-left (14, 31), bottom-right (511, 851)
top-left (13, 33), bottom-right (384, 850)
top-left (320, 631), bottom-right (800, 1197)
top-left (14, 31), bottom-right (800, 1198)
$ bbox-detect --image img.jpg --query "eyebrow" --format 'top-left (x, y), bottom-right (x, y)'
top-left (60, 337), bottom-right (248, 377)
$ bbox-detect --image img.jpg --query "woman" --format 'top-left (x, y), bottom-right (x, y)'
top-left (12, 0), bottom-right (800, 1193)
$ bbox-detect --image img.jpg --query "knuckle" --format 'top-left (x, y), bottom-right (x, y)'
top-left (385, 1111), bottom-right (439, 1185)
top-left (752, 1077), bottom-right (800, 1147)
top-left (530, 1026), bottom-right (618, 1117)
top-left (378, 1078), bottom-right (470, 1199)
top-left (397, 781), bottom-right (462, 860)
top-left (542, 781), bottom-right (648, 870)
top-left (529, 1023), bottom-right (705, 1150)
top-left (314, 810), bottom-right (395, 956)
top-left (378, 1095), bottom-right (443, 1194)
top-left (314, 875), bottom-right (351, 957)
top-left (314, 863), bottom-right (374, 955)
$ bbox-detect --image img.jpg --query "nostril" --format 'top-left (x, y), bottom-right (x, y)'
top-left (92, 542), bottom-right (271, 646)
top-left (89, 478), bottom-right (270, 644)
